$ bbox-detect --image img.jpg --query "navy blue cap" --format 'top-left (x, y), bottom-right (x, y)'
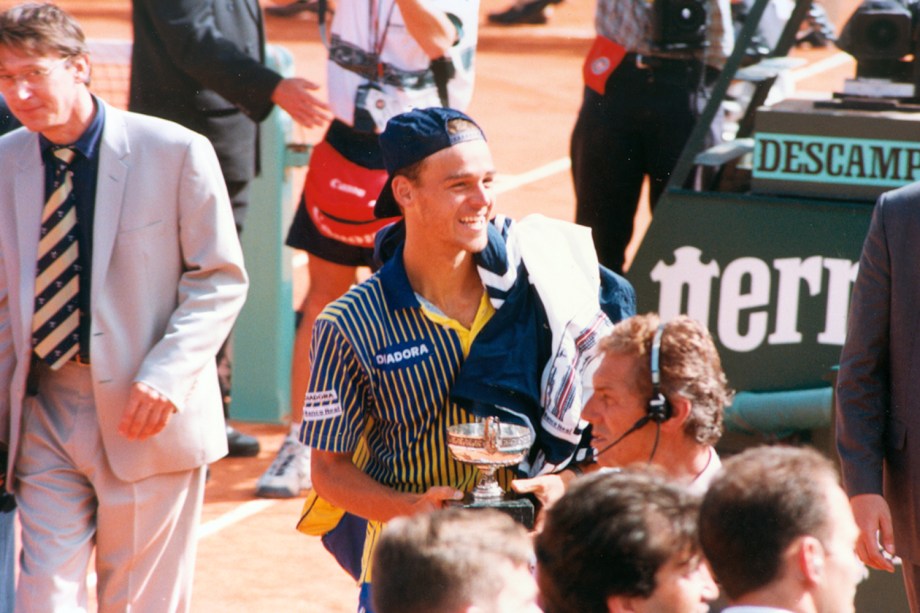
top-left (374, 107), bottom-right (486, 219)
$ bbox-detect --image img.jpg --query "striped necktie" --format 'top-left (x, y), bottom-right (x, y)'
top-left (32, 146), bottom-right (81, 369)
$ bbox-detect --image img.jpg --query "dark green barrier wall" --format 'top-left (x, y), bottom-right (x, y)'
top-left (627, 189), bottom-right (872, 394)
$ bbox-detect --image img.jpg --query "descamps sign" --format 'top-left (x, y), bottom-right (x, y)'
top-left (754, 132), bottom-right (920, 188)
top-left (650, 246), bottom-right (857, 353)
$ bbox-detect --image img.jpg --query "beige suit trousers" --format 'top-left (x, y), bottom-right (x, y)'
top-left (14, 361), bottom-right (206, 612)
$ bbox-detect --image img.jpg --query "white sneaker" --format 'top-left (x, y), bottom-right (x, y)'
top-left (255, 434), bottom-right (312, 499)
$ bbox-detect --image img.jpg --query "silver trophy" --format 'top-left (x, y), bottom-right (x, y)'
top-left (446, 416), bottom-right (535, 527)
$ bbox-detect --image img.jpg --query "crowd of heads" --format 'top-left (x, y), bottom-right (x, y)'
top-left (373, 443), bottom-right (865, 613)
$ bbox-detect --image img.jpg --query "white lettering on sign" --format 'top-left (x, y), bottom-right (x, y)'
top-left (649, 246), bottom-right (858, 353)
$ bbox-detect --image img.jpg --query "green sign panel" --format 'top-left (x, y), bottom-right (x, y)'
top-left (627, 190), bottom-right (873, 393)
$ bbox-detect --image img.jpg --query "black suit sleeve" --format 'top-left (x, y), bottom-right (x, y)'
top-left (132, 0), bottom-right (282, 122)
top-left (836, 193), bottom-right (893, 498)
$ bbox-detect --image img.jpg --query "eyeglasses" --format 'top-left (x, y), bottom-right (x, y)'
top-left (0, 56), bottom-right (72, 92)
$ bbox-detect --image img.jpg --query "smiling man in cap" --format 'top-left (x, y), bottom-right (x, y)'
top-left (296, 106), bottom-right (634, 612)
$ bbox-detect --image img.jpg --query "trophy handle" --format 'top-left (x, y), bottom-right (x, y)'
top-left (484, 416), bottom-right (499, 455)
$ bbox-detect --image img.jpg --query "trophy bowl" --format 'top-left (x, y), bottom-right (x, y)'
top-left (447, 417), bottom-right (532, 502)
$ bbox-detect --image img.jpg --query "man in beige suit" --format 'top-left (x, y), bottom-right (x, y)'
top-left (0, 3), bottom-right (248, 610)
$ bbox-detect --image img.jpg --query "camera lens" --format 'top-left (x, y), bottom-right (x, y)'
top-left (866, 18), bottom-right (900, 50)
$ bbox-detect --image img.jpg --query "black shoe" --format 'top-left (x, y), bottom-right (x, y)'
top-left (265, 0), bottom-right (320, 17)
top-left (227, 425), bottom-right (260, 457)
top-left (488, 0), bottom-right (560, 25)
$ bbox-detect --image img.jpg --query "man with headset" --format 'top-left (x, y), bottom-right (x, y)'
top-left (584, 313), bottom-right (731, 491)
top-left (514, 313), bottom-right (732, 503)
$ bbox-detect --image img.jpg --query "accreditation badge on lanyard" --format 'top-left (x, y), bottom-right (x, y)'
top-left (582, 35), bottom-right (627, 95)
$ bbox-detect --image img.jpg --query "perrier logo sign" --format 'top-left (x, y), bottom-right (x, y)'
top-left (754, 132), bottom-right (920, 187)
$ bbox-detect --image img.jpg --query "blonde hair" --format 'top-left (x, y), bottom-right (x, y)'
top-left (600, 313), bottom-right (732, 446)
top-left (0, 3), bottom-right (88, 59)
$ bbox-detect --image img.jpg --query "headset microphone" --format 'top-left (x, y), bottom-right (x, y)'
top-left (594, 414), bottom-right (652, 458)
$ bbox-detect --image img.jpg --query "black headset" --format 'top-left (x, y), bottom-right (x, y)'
top-left (647, 324), bottom-right (673, 424)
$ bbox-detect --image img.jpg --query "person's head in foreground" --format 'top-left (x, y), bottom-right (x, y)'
top-left (0, 2), bottom-right (93, 143)
top-left (700, 445), bottom-right (867, 613)
top-left (372, 508), bottom-right (540, 613)
top-left (536, 469), bottom-right (718, 613)
top-left (374, 106), bottom-right (494, 258)
top-left (583, 313), bottom-right (731, 487)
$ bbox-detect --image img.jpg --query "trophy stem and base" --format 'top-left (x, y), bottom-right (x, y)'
top-left (446, 495), bottom-right (535, 530)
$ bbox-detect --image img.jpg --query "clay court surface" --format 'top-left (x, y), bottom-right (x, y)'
top-left (5, 0), bottom-right (859, 610)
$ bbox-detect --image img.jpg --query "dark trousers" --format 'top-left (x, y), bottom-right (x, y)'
top-left (571, 58), bottom-right (718, 273)
top-left (218, 180), bottom-right (251, 417)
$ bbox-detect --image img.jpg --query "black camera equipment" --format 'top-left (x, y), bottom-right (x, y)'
top-left (837, 0), bottom-right (920, 98)
top-left (653, 0), bottom-right (709, 50)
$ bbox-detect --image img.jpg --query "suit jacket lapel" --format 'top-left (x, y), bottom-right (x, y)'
top-left (13, 137), bottom-right (44, 346)
top-left (92, 104), bottom-right (129, 306)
